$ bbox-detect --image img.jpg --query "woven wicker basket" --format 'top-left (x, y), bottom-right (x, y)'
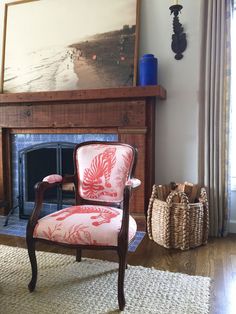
top-left (147, 184), bottom-right (209, 250)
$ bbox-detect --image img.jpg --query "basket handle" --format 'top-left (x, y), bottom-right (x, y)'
top-left (166, 191), bottom-right (189, 205)
top-left (166, 190), bottom-right (190, 250)
top-left (147, 185), bottom-right (159, 240)
top-left (199, 187), bottom-right (208, 203)
top-left (199, 187), bottom-right (209, 244)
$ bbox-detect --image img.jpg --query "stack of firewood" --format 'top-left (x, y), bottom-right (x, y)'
top-left (155, 181), bottom-right (200, 203)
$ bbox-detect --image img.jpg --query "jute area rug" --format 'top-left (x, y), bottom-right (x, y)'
top-left (0, 245), bottom-right (211, 314)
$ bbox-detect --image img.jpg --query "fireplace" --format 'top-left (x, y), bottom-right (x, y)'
top-left (0, 86), bottom-right (167, 227)
top-left (12, 133), bottom-right (117, 218)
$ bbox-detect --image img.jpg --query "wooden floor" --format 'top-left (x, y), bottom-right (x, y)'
top-left (0, 233), bottom-right (236, 314)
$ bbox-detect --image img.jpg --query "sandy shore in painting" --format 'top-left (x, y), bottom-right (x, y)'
top-left (70, 26), bottom-right (136, 88)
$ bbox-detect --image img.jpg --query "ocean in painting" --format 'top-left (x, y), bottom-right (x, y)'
top-left (4, 46), bottom-right (79, 93)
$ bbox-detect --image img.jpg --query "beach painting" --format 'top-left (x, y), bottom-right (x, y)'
top-left (1, 0), bottom-right (139, 93)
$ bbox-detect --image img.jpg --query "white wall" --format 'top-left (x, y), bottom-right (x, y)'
top-left (230, 191), bottom-right (236, 232)
top-left (140, 0), bottom-right (236, 233)
top-left (139, 0), bottom-right (202, 184)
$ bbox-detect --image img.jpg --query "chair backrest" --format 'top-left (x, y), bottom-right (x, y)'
top-left (74, 141), bottom-right (136, 203)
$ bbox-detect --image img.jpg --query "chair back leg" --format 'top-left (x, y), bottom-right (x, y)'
top-left (76, 248), bottom-right (82, 262)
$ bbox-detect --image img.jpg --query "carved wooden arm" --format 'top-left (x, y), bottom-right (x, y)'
top-left (118, 178), bottom-right (141, 247)
top-left (27, 174), bottom-right (75, 229)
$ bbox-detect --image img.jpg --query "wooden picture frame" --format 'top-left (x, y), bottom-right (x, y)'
top-left (0, 0), bottom-right (140, 93)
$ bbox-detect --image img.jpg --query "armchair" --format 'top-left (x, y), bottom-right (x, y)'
top-left (26, 141), bottom-right (140, 311)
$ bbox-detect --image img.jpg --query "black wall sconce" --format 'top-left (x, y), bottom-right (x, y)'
top-left (169, 3), bottom-right (187, 60)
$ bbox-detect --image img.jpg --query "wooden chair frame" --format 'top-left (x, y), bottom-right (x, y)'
top-left (26, 141), bottom-right (138, 311)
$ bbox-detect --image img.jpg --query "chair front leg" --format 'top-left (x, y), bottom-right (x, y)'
top-left (117, 247), bottom-right (127, 311)
top-left (117, 185), bottom-right (130, 310)
top-left (26, 236), bottom-right (37, 292)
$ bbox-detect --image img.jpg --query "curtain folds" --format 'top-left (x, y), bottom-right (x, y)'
top-left (199, 0), bottom-right (232, 237)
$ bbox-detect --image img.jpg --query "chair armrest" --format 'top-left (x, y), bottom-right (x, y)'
top-left (118, 179), bottom-right (141, 242)
top-left (27, 174), bottom-right (75, 229)
top-left (42, 174), bottom-right (75, 185)
top-left (27, 181), bottom-right (53, 232)
top-left (118, 185), bottom-right (132, 246)
top-left (125, 178), bottom-right (141, 188)
top-left (42, 174), bottom-right (63, 184)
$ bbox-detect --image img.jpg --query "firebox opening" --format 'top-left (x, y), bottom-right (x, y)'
top-left (19, 142), bottom-right (75, 218)
top-left (26, 148), bottom-right (57, 202)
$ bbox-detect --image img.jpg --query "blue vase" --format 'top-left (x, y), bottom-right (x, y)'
top-left (139, 54), bottom-right (158, 86)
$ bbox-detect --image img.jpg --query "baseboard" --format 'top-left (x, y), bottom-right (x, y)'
top-left (229, 220), bottom-right (236, 233)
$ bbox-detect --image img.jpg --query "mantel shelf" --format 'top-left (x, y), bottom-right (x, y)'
top-left (0, 85), bottom-right (166, 104)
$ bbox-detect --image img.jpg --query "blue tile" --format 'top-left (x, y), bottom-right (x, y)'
top-left (128, 231), bottom-right (146, 252)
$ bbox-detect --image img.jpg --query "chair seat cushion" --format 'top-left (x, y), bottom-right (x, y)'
top-left (33, 205), bottom-right (137, 246)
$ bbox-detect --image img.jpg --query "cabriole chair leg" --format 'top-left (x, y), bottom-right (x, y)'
top-left (27, 237), bottom-right (38, 292)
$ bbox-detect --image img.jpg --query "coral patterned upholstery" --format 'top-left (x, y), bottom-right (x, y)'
top-left (43, 174), bottom-right (63, 184)
top-left (33, 205), bottom-right (137, 246)
top-left (76, 144), bottom-right (134, 202)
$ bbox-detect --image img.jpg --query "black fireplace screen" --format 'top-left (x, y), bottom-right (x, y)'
top-left (18, 142), bottom-right (76, 218)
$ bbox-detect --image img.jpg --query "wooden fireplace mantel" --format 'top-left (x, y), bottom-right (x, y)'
top-left (0, 85), bottom-right (166, 226)
top-left (0, 85), bottom-right (166, 103)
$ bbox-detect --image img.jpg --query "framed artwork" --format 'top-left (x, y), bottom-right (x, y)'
top-left (0, 0), bottom-right (140, 93)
